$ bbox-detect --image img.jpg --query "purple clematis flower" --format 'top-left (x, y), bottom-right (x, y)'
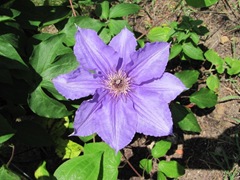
top-left (53, 27), bottom-right (186, 152)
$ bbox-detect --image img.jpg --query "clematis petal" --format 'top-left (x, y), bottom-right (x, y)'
top-left (74, 28), bottom-right (118, 74)
top-left (96, 95), bottom-right (137, 152)
top-left (140, 72), bottom-right (187, 103)
top-left (132, 88), bottom-right (173, 136)
top-left (72, 91), bottom-right (106, 137)
top-left (127, 42), bottom-right (170, 84)
top-left (109, 28), bottom-right (137, 68)
top-left (52, 68), bottom-right (101, 100)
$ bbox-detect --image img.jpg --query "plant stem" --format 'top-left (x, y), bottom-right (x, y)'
top-left (122, 152), bottom-right (142, 178)
top-left (69, 0), bottom-right (77, 17)
top-left (6, 144), bottom-right (15, 168)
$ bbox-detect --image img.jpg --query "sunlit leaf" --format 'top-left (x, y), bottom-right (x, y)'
top-left (84, 142), bottom-right (121, 180)
top-left (109, 3), bottom-right (140, 18)
top-left (158, 160), bottom-right (185, 178)
top-left (182, 42), bottom-right (204, 60)
top-left (34, 161), bottom-right (50, 179)
top-left (54, 152), bottom-right (103, 180)
top-left (224, 57), bottom-right (240, 75)
top-left (206, 74), bottom-right (220, 92)
top-left (147, 27), bottom-right (171, 42)
top-left (108, 19), bottom-right (129, 35)
top-left (139, 159), bottom-right (152, 174)
top-left (61, 16), bottom-right (104, 46)
top-left (204, 49), bottom-right (224, 74)
top-left (190, 87), bottom-right (217, 108)
top-left (55, 139), bottom-right (83, 160)
top-left (175, 70), bottom-right (200, 88)
top-left (169, 44), bottom-right (182, 60)
top-left (151, 140), bottom-right (171, 158)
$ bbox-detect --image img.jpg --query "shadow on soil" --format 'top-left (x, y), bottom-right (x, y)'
top-left (182, 124), bottom-right (240, 170)
top-left (118, 124), bottom-right (240, 179)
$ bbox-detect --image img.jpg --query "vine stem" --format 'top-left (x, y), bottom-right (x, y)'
top-left (69, 0), bottom-right (77, 17)
top-left (121, 151), bottom-right (142, 178)
top-left (6, 144), bottom-right (15, 167)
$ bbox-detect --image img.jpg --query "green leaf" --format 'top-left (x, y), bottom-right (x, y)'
top-left (108, 19), bottom-right (129, 35)
top-left (169, 44), bottom-right (182, 60)
top-left (0, 166), bottom-right (21, 180)
top-left (55, 139), bottom-right (83, 160)
top-left (224, 57), bottom-right (240, 75)
top-left (0, 9), bottom-right (21, 22)
top-left (185, 0), bottom-right (218, 8)
top-left (0, 35), bottom-right (27, 68)
top-left (176, 32), bottom-right (190, 42)
top-left (190, 87), bottom-right (218, 108)
top-left (29, 34), bottom-right (66, 74)
top-left (175, 70), bottom-right (200, 88)
top-left (41, 53), bottom-right (78, 80)
top-left (14, 120), bottom-right (53, 146)
top-left (0, 114), bottom-right (15, 143)
top-left (99, 27), bottom-right (112, 43)
top-left (34, 161), bottom-right (50, 179)
top-left (147, 27), bottom-right (171, 42)
top-left (182, 42), bottom-right (204, 60)
top-left (139, 159), bottom-right (152, 174)
top-left (109, 3), bottom-right (140, 18)
top-left (158, 160), bottom-right (185, 178)
top-left (79, 134), bottom-right (96, 143)
top-left (157, 171), bottom-right (167, 180)
top-left (170, 103), bottom-right (201, 132)
top-left (151, 140), bottom-right (171, 158)
top-left (84, 142), bottom-right (121, 180)
top-left (54, 152), bottom-right (103, 180)
top-left (206, 74), bottom-right (220, 92)
top-left (97, 1), bottom-right (110, 20)
top-left (61, 16), bottom-right (104, 46)
top-left (28, 86), bottom-right (72, 118)
top-left (190, 32), bottom-right (200, 45)
top-left (204, 49), bottom-right (224, 74)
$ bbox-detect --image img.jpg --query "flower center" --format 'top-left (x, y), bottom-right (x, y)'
top-left (105, 70), bottom-right (131, 96)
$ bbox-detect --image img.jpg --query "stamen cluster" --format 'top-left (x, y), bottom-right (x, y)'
top-left (105, 70), bottom-right (131, 96)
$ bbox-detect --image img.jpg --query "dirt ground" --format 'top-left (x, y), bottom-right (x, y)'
top-left (121, 0), bottom-right (240, 179)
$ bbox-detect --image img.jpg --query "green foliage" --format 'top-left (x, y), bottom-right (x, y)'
top-left (158, 160), bottom-right (185, 178)
top-left (224, 57), bottom-right (240, 75)
top-left (34, 161), bottom-right (50, 179)
top-left (175, 70), bottom-right (200, 88)
top-left (109, 3), bottom-right (140, 18)
top-left (206, 74), bottom-right (220, 92)
top-left (0, 166), bottom-right (21, 180)
top-left (54, 152), bottom-right (103, 180)
top-left (185, 0), bottom-right (219, 8)
top-left (147, 26), bottom-right (171, 42)
top-left (54, 142), bottom-right (121, 180)
top-left (0, 115), bottom-right (15, 144)
top-left (171, 103), bottom-right (201, 133)
top-left (139, 159), bottom-right (152, 174)
top-left (205, 49), bottom-right (224, 74)
top-left (151, 140), bottom-right (171, 158)
top-left (139, 139), bottom-right (185, 179)
top-left (190, 87), bottom-right (218, 108)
